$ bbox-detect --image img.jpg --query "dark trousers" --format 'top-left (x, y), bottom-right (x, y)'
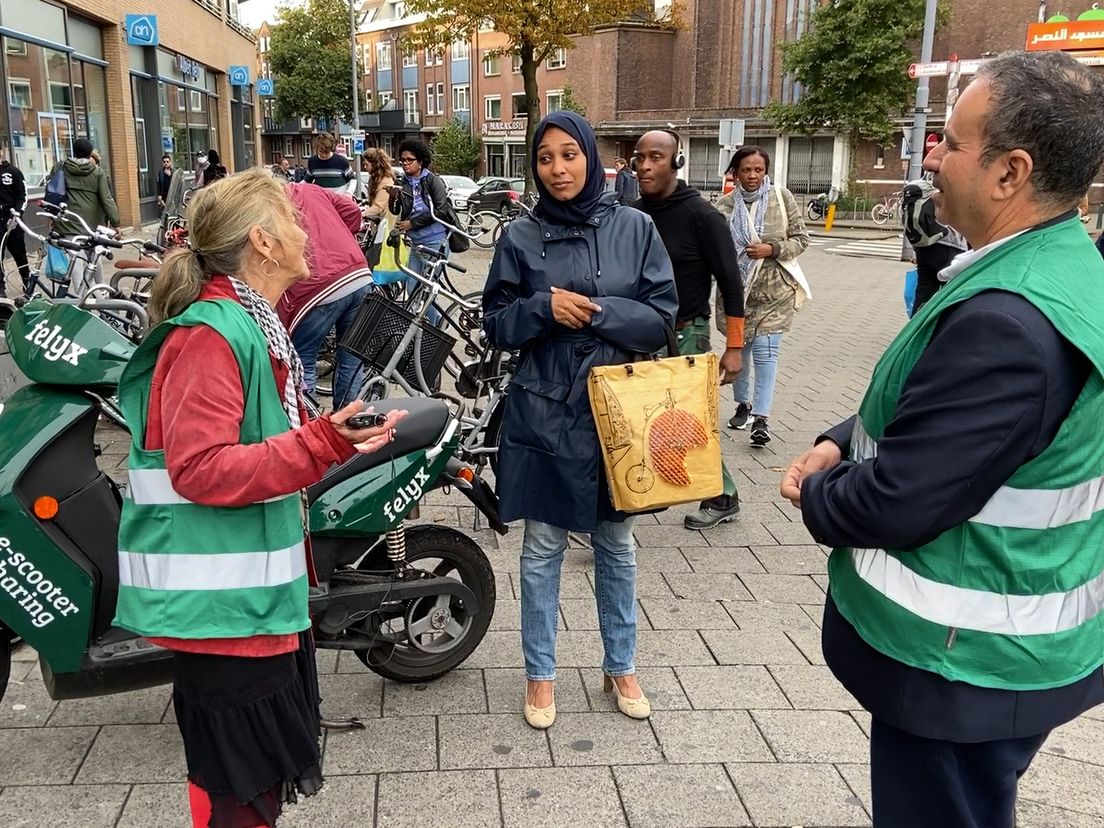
top-left (1, 223), bottom-right (29, 294)
top-left (911, 243), bottom-right (959, 315)
top-left (870, 718), bottom-right (1048, 828)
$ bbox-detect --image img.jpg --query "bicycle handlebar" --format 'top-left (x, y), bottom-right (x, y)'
top-left (79, 297), bottom-right (150, 339)
top-left (415, 245), bottom-right (467, 273)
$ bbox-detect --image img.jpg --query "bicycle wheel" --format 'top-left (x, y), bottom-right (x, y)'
top-left (1, 227), bottom-right (42, 300)
top-left (871, 204), bottom-right (890, 225)
top-left (806, 202), bottom-right (823, 222)
top-left (466, 211), bottom-right (499, 249)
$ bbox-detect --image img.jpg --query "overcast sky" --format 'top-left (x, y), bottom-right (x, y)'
top-left (238, 0), bottom-right (302, 28)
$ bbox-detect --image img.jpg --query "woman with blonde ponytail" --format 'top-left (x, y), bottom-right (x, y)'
top-left (115, 169), bottom-right (407, 828)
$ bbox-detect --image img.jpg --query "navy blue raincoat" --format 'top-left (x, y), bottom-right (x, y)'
top-left (483, 194), bottom-right (678, 531)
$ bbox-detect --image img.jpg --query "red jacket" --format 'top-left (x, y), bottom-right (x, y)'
top-left (145, 276), bottom-right (357, 657)
top-left (279, 183), bottom-right (369, 329)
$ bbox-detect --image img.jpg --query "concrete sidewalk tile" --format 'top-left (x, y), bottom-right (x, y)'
top-left (739, 573), bottom-right (827, 604)
top-left (115, 784), bottom-right (190, 828)
top-left (376, 769), bottom-right (500, 827)
top-left (724, 601), bottom-right (821, 631)
top-left (1016, 799), bottom-right (1104, 827)
top-left (700, 629), bottom-right (808, 665)
top-left (499, 766), bottom-right (626, 828)
top-left (674, 665), bottom-right (791, 710)
top-left (851, 710), bottom-right (872, 737)
top-left (651, 709), bottom-right (773, 763)
top-left (0, 678), bottom-right (56, 727)
top-left (800, 603), bottom-right (826, 627)
top-left (485, 668), bottom-right (590, 714)
top-left (547, 711), bottom-right (663, 766)
top-left (582, 667), bottom-right (692, 712)
top-left (280, 774), bottom-right (377, 827)
top-left (633, 524), bottom-right (710, 547)
top-left (438, 713), bottom-right (552, 769)
top-left (634, 630), bottom-right (716, 666)
top-left (700, 520), bottom-right (779, 547)
top-left (76, 724), bottom-right (185, 784)
top-left (751, 710), bottom-right (869, 763)
top-left (315, 648), bottom-right (339, 674)
top-left (0, 784), bottom-right (129, 827)
top-left (335, 650), bottom-right (375, 673)
top-left (639, 598), bottom-right (736, 630)
top-left (47, 686), bottom-right (172, 727)
top-left (767, 665), bottom-right (862, 710)
top-left (317, 673), bottom-right (384, 720)
top-left (680, 547), bottom-right (765, 575)
top-left (613, 763), bottom-right (751, 827)
top-left (1019, 752), bottom-right (1104, 816)
top-left (634, 573), bottom-right (676, 598)
top-left (786, 628), bottom-right (828, 665)
top-left (727, 762), bottom-right (870, 827)
top-left (665, 573), bottom-right (754, 601)
top-left (489, 599), bottom-right (522, 630)
top-left (1042, 716), bottom-right (1104, 766)
top-left (383, 669), bottom-right (486, 716)
top-left (751, 544), bottom-right (829, 575)
top-left (1081, 702), bottom-right (1104, 721)
top-left (812, 573), bottom-right (831, 592)
top-left (8, 661), bottom-right (36, 683)
top-left (631, 547), bottom-right (693, 572)
top-left (764, 522), bottom-right (817, 546)
top-left (836, 763), bottom-right (872, 814)
top-left (456, 631), bottom-right (526, 669)
top-left (322, 715), bottom-right (436, 775)
top-left (550, 630), bottom-right (606, 667)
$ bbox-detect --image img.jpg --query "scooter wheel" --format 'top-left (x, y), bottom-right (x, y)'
top-left (353, 526), bottom-right (496, 682)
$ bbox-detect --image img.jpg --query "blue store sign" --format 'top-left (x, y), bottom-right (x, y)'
top-left (125, 14), bottom-right (159, 46)
top-left (257, 78), bottom-right (275, 96)
top-left (228, 65), bottom-right (250, 86)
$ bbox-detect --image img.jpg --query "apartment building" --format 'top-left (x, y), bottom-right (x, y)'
top-left (5, 0), bottom-right (260, 227)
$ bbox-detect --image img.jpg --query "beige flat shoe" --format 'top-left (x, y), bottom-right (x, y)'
top-left (604, 674), bottom-right (651, 719)
top-left (524, 687), bottom-right (556, 729)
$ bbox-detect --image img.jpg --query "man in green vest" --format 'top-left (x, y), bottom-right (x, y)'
top-left (781, 51), bottom-right (1104, 827)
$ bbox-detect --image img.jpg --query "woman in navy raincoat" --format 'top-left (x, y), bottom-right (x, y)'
top-left (483, 112), bottom-right (678, 729)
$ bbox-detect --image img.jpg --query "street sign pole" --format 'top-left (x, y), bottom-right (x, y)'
top-left (902, 0), bottom-right (940, 260)
top-left (348, 0), bottom-right (362, 197)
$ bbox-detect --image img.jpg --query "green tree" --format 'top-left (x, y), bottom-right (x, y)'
top-left (559, 84), bottom-right (587, 117)
top-left (764, 0), bottom-right (946, 171)
top-left (432, 117), bottom-right (483, 175)
top-left (269, 0), bottom-right (353, 125)
top-left (406, 0), bottom-right (679, 192)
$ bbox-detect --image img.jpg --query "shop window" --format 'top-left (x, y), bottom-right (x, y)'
top-left (5, 38), bottom-right (74, 187)
top-left (485, 96), bottom-right (501, 121)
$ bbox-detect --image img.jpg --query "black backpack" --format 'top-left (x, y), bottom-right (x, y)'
top-left (429, 173), bottom-right (469, 254)
top-left (44, 165), bottom-right (67, 207)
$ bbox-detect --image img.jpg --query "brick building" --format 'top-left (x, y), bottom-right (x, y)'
top-left (2, 0), bottom-right (261, 228)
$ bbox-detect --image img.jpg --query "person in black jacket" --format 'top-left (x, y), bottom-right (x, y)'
top-left (157, 154), bottom-right (174, 207)
top-left (902, 179), bottom-right (967, 314)
top-left (613, 157), bottom-right (638, 205)
top-left (395, 139), bottom-right (451, 324)
top-left (633, 130), bottom-right (746, 530)
top-left (0, 150), bottom-right (28, 296)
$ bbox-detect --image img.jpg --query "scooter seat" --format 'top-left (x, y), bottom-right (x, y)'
top-left (307, 397), bottom-right (450, 501)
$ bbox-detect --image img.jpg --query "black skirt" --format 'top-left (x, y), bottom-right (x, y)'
top-left (172, 631), bottom-right (323, 828)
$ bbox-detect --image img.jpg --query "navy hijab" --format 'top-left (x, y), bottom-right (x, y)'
top-left (530, 111), bottom-right (607, 226)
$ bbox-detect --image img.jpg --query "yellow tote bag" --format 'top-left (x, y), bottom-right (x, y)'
top-left (588, 350), bottom-right (723, 512)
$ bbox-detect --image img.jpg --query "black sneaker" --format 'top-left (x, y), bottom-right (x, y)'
top-left (750, 417), bottom-right (771, 447)
top-left (728, 403), bottom-right (752, 430)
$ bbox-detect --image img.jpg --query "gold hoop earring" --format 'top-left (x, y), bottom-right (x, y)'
top-left (261, 257), bottom-right (280, 278)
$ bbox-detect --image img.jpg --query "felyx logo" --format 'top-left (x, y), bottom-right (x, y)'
top-left (24, 321), bottom-right (89, 365)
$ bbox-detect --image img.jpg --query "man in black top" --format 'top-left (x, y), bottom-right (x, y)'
top-left (633, 130), bottom-right (746, 530)
top-left (613, 157), bottom-right (638, 205)
top-left (902, 178), bottom-right (967, 314)
top-left (0, 149), bottom-right (29, 296)
top-left (156, 154), bottom-right (173, 208)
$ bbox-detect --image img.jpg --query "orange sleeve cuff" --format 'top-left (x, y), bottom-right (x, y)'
top-left (725, 316), bottom-right (745, 348)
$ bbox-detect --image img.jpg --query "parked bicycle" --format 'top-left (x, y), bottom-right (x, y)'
top-left (872, 191), bottom-right (903, 225)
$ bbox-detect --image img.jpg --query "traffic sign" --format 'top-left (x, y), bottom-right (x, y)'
top-left (718, 118), bottom-right (745, 147)
top-left (352, 129), bottom-right (366, 154)
top-left (925, 133), bottom-right (940, 153)
top-left (228, 65), bottom-right (250, 86)
top-left (125, 14), bottom-right (159, 46)
top-left (257, 78), bottom-right (275, 96)
top-left (908, 61), bottom-right (949, 78)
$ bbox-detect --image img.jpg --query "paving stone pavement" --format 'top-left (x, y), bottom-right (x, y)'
top-left (2, 244), bottom-right (1103, 827)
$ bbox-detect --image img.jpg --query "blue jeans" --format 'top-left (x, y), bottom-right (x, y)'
top-left (406, 241), bottom-right (445, 326)
top-left (732, 333), bottom-right (783, 417)
top-left (291, 285), bottom-right (371, 408)
top-left (520, 518), bottom-right (637, 681)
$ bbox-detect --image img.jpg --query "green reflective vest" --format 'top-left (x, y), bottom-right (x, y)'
top-left (829, 216), bottom-right (1104, 691)
top-left (114, 299), bottom-right (309, 639)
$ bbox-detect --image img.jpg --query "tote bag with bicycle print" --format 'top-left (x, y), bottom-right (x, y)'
top-left (588, 338), bottom-right (723, 513)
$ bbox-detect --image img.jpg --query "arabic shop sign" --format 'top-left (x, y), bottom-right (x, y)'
top-left (1027, 20), bottom-right (1104, 51)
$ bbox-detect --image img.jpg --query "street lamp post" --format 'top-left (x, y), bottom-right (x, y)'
top-left (348, 0), bottom-right (362, 197)
top-left (901, 0), bottom-right (939, 260)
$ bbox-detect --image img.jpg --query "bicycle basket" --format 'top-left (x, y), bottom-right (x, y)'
top-left (340, 292), bottom-right (456, 390)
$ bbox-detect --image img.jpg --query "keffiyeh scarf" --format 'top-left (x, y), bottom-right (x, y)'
top-left (229, 276), bottom-right (305, 428)
top-left (729, 175), bottom-right (772, 293)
